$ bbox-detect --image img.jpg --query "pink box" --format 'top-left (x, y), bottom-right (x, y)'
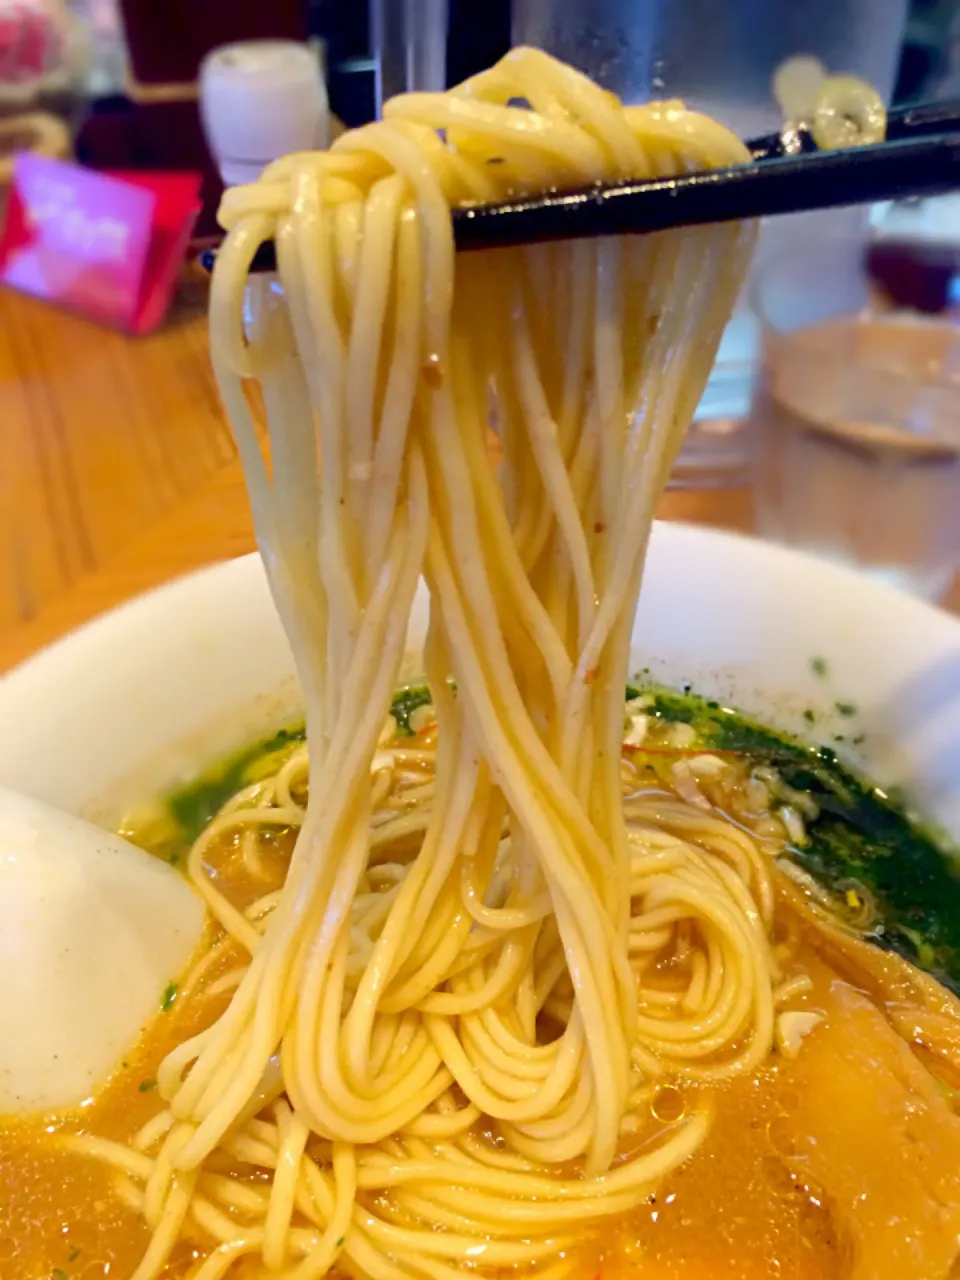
top-left (0, 154), bottom-right (202, 334)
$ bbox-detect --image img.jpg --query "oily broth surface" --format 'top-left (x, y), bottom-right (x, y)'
top-left (0, 936), bottom-right (851, 1280)
top-left (0, 953), bottom-right (231, 1279)
top-left (1, 703), bottom-right (958, 1280)
top-left (0, 817), bottom-right (298, 1278)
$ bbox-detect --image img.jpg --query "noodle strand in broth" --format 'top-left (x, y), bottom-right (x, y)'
top-left (73, 48), bottom-right (768, 1279)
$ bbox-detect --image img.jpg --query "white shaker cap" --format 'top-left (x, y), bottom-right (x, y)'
top-left (200, 39), bottom-right (329, 187)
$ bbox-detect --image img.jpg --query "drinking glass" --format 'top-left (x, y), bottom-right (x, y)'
top-left (370, 0), bottom-right (448, 115)
top-left (751, 244), bottom-right (960, 602)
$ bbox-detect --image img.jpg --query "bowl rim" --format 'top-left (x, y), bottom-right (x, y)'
top-left (0, 521), bottom-right (958, 838)
top-left (4, 522), bottom-right (958, 688)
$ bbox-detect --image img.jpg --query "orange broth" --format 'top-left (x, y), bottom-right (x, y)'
top-left (3, 934), bottom-right (944, 1280)
top-left (4, 723), bottom-right (960, 1280)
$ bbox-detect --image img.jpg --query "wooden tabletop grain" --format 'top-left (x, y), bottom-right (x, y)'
top-left (0, 277), bottom-right (955, 675)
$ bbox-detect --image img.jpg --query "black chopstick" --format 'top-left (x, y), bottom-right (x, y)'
top-left (451, 133), bottom-right (960, 252)
top-left (206, 97), bottom-right (960, 273)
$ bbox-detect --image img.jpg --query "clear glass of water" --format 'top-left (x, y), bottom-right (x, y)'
top-left (512, 0), bottom-right (909, 486)
top-left (751, 244), bottom-right (960, 602)
top-left (370, 0), bottom-right (448, 114)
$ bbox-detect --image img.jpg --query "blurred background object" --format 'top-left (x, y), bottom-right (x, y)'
top-left (370, 0), bottom-right (447, 114)
top-left (752, 234), bottom-right (960, 600)
top-left (66, 0), bottom-right (125, 96)
top-left (200, 40), bottom-right (328, 188)
top-left (895, 0), bottom-right (960, 102)
top-left (511, 0), bottom-right (905, 139)
top-left (0, 0), bottom-right (87, 113)
top-left (867, 195), bottom-right (960, 315)
top-left (0, 0), bottom-right (87, 215)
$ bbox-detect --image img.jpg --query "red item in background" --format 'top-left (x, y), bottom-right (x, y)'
top-left (0, 154), bottom-right (201, 333)
top-left (867, 240), bottom-right (960, 314)
top-left (0, 0), bottom-right (69, 83)
top-left (77, 99), bottom-right (224, 241)
top-left (115, 168), bottom-right (203, 331)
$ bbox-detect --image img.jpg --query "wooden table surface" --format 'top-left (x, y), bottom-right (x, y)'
top-left (0, 278), bottom-right (956, 675)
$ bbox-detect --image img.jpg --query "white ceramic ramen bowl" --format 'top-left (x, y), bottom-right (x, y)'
top-left (0, 522), bottom-right (957, 847)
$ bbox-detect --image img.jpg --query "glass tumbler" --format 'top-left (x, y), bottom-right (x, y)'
top-left (751, 247), bottom-right (960, 602)
top-left (370, 0), bottom-right (448, 115)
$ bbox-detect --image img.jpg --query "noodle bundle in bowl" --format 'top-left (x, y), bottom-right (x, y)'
top-left (131, 46), bottom-right (759, 1278)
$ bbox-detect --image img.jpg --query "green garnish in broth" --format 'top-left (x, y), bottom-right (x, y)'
top-left (169, 688), bottom-right (434, 839)
top-left (165, 725), bottom-right (307, 849)
top-left (634, 686), bottom-right (960, 992)
top-left (140, 689), bottom-right (433, 861)
top-left (390, 685), bottom-right (434, 735)
top-left (142, 682), bottom-right (960, 993)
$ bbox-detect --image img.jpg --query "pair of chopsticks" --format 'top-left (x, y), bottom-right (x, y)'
top-left (222, 98), bottom-right (960, 273)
